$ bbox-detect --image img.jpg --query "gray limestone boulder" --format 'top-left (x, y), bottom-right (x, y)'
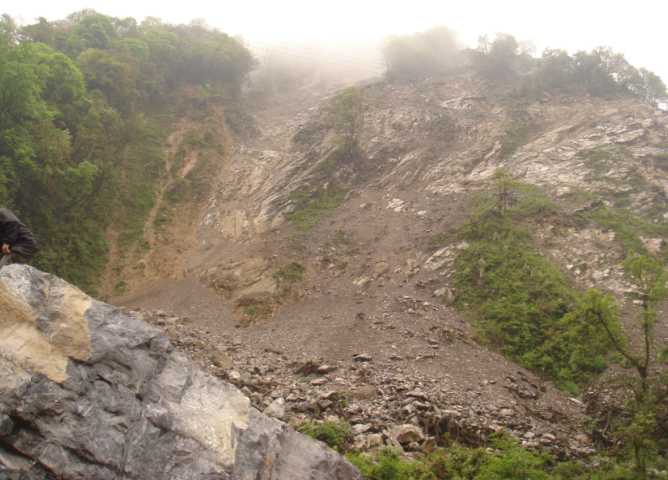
top-left (0, 265), bottom-right (361, 480)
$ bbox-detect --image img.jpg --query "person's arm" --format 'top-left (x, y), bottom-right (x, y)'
top-left (0, 211), bottom-right (18, 250)
top-left (2, 218), bottom-right (18, 247)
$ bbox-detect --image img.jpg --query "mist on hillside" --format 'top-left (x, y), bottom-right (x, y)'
top-left (244, 37), bottom-right (386, 97)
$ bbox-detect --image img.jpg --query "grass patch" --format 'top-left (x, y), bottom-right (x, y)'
top-left (333, 230), bottom-right (349, 244)
top-left (236, 298), bottom-right (273, 327)
top-left (297, 421), bottom-right (350, 452)
top-left (584, 205), bottom-right (668, 259)
top-left (273, 262), bottom-right (304, 283)
top-left (285, 185), bottom-right (347, 230)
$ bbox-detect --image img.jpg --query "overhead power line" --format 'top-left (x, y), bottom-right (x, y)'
top-left (245, 35), bottom-right (386, 68)
top-left (246, 41), bottom-right (385, 75)
top-left (248, 39), bottom-right (385, 70)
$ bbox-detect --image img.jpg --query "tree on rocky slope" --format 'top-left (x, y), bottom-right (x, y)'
top-left (525, 45), bottom-right (667, 103)
top-left (327, 86), bottom-right (367, 162)
top-left (581, 253), bottom-right (668, 475)
top-left (467, 33), bottom-right (529, 81)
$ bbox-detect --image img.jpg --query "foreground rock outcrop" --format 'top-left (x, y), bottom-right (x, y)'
top-left (0, 265), bottom-right (360, 479)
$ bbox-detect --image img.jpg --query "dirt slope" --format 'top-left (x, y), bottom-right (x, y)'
top-left (114, 68), bottom-right (668, 457)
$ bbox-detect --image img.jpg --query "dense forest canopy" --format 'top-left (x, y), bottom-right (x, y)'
top-left (0, 11), bottom-right (256, 291)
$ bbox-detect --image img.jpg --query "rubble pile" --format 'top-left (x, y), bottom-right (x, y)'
top-left (130, 307), bottom-right (601, 461)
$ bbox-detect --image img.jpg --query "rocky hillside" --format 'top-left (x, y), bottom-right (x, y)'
top-left (113, 68), bottom-right (668, 463)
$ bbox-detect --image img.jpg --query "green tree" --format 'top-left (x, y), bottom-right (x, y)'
top-left (21, 17), bottom-right (55, 46)
top-left (327, 86), bottom-right (367, 162)
top-left (634, 68), bottom-right (667, 104)
top-left (77, 48), bottom-right (137, 112)
top-left (491, 167), bottom-right (519, 217)
top-left (580, 253), bottom-right (668, 475)
top-left (66, 14), bottom-right (118, 56)
top-left (0, 10), bottom-right (258, 293)
top-left (468, 33), bottom-right (519, 80)
top-left (529, 48), bottom-right (573, 92)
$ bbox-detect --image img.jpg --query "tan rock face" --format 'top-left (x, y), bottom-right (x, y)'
top-left (0, 270), bottom-right (92, 383)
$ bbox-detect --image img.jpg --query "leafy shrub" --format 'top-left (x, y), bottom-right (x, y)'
top-left (453, 180), bottom-right (612, 390)
top-left (297, 421), bottom-right (350, 452)
top-left (467, 33), bottom-right (524, 81)
top-left (348, 447), bottom-right (419, 480)
top-left (477, 433), bottom-right (551, 479)
top-left (521, 45), bottom-right (667, 103)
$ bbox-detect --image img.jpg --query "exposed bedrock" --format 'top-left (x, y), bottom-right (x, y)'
top-left (0, 265), bottom-right (360, 480)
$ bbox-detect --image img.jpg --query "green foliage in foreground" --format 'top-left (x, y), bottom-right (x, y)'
top-left (579, 253), bottom-right (668, 474)
top-left (285, 185), bottom-right (347, 230)
top-left (348, 435), bottom-right (647, 480)
top-left (297, 421), bottom-right (350, 452)
top-left (453, 184), bottom-right (611, 392)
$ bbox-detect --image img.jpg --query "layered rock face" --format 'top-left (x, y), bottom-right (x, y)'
top-left (0, 265), bottom-right (360, 479)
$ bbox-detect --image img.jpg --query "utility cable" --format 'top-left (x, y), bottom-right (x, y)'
top-left (246, 42), bottom-right (385, 75)
top-left (248, 39), bottom-right (385, 70)
top-left (245, 35), bottom-right (386, 68)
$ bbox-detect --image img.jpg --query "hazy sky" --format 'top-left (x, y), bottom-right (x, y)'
top-left (7, 0), bottom-right (668, 83)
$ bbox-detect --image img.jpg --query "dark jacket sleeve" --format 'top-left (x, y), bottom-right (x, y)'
top-left (3, 220), bottom-right (18, 245)
top-left (0, 211), bottom-right (19, 245)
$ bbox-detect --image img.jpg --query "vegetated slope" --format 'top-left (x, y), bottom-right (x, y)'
top-left (115, 67), bottom-right (668, 463)
top-left (1, 12), bottom-right (255, 295)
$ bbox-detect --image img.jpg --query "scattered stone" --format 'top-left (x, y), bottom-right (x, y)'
top-left (348, 386), bottom-right (378, 401)
top-left (374, 262), bottom-right (390, 274)
top-left (211, 349), bottom-right (235, 369)
top-left (422, 438), bottom-right (437, 454)
top-left (391, 425), bottom-right (425, 444)
top-left (264, 398), bottom-right (287, 420)
top-left (0, 413), bottom-right (13, 437)
top-left (387, 199), bottom-right (407, 212)
top-left (351, 424), bottom-right (372, 435)
top-left (353, 354), bottom-right (373, 362)
top-left (367, 434), bottom-right (383, 448)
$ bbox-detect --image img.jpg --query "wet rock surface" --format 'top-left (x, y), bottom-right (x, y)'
top-left (0, 266), bottom-right (360, 479)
